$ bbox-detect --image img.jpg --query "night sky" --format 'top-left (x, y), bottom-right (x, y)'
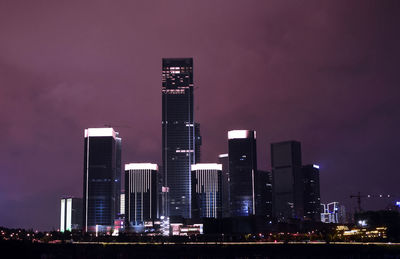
top-left (0, 1), bottom-right (399, 230)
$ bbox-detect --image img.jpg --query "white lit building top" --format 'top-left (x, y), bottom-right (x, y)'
top-left (125, 163), bottom-right (159, 171)
top-left (218, 153), bottom-right (228, 158)
top-left (84, 128), bottom-right (117, 139)
top-left (191, 163), bottom-right (222, 171)
top-left (313, 164), bottom-right (320, 169)
top-left (227, 130), bottom-right (256, 140)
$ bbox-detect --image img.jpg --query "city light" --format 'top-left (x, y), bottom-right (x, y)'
top-left (358, 220), bottom-right (367, 227)
top-left (191, 163), bottom-right (222, 171)
top-left (125, 163), bottom-right (159, 171)
top-left (228, 130), bottom-right (254, 140)
top-left (84, 128), bottom-right (117, 139)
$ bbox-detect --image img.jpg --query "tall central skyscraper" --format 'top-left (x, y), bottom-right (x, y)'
top-left (162, 58), bottom-right (201, 218)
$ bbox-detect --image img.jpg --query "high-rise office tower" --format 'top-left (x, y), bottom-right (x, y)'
top-left (125, 163), bottom-right (158, 227)
top-left (302, 164), bottom-right (321, 221)
top-left (83, 128), bottom-right (121, 233)
top-left (228, 130), bottom-right (257, 217)
top-left (218, 153), bottom-right (230, 218)
top-left (162, 58), bottom-right (201, 218)
top-left (255, 170), bottom-right (273, 218)
top-left (271, 141), bottom-right (303, 221)
top-left (191, 163), bottom-right (222, 219)
top-left (60, 197), bottom-right (82, 232)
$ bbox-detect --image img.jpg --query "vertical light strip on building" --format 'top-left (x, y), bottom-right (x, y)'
top-left (85, 135), bottom-right (89, 232)
top-left (149, 169), bottom-right (152, 218)
top-left (60, 199), bottom-right (65, 232)
top-left (214, 170), bottom-right (217, 217)
top-left (141, 170), bottom-right (143, 222)
top-left (128, 173), bottom-right (131, 224)
top-left (66, 198), bottom-right (72, 231)
top-left (134, 170), bottom-right (137, 223)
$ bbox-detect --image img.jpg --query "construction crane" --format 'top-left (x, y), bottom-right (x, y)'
top-left (350, 192), bottom-right (396, 212)
top-left (350, 192), bottom-right (365, 212)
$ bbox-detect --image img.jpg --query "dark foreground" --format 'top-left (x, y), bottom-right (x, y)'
top-left (2, 241), bottom-right (400, 259)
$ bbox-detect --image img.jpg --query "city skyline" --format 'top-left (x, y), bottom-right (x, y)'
top-left (1, 1), bottom-right (399, 231)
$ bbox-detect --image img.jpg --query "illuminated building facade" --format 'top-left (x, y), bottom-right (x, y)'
top-left (83, 128), bottom-right (121, 232)
top-left (218, 153), bottom-right (230, 218)
top-left (120, 193), bottom-right (125, 215)
top-left (60, 197), bottom-right (82, 232)
top-left (125, 163), bottom-right (158, 227)
top-left (191, 163), bottom-right (222, 219)
top-left (303, 164), bottom-right (321, 221)
top-left (271, 141), bottom-right (303, 221)
top-left (162, 58), bottom-right (201, 218)
top-left (170, 223), bottom-right (203, 236)
top-left (321, 202), bottom-right (346, 223)
top-left (228, 130), bottom-right (257, 216)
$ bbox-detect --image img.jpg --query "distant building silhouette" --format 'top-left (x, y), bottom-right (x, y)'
top-left (60, 197), bottom-right (82, 232)
top-left (303, 164), bottom-right (321, 221)
top-left (191, 163), bottom-right (222, 219)
top-left (162, 58), bottom-right (201, 219)
top-left (256, 170), bottom-right (273, 219)
top-left (271, 141), bottom-right (303, 221)
top-left (228, 130), bottom-right (257, 216)
top-left (125, 163), bottom-right (158, 227)
top-left (83, 128), bottom-right (121, 233)
top-left (218, 153), bottom-right (230, 218)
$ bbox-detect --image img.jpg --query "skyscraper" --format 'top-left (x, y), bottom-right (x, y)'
top-left (303, 164), bottom-right (321, 221)
top-left (255, 170), bottom-right (273, 218)
top-left (83, 128), bottom-right (121, 233)
top-left (228, 130), bottom-right (257, 217)
top-left (60, 197), bottom-right (82, 232)
top-left (271, 141), bottom-right (303, 221)
top-left (162, 58), bottom-right (201, 218)
top-left (218, 153), bottom-right (230, 218)
top-left (191, 163), bottom-right (222, 219)
top-left (125, 163), bottom-right (158, 227)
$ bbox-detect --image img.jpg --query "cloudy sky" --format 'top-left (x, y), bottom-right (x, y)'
top-left (0, 0), bottom-right (399, 230)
